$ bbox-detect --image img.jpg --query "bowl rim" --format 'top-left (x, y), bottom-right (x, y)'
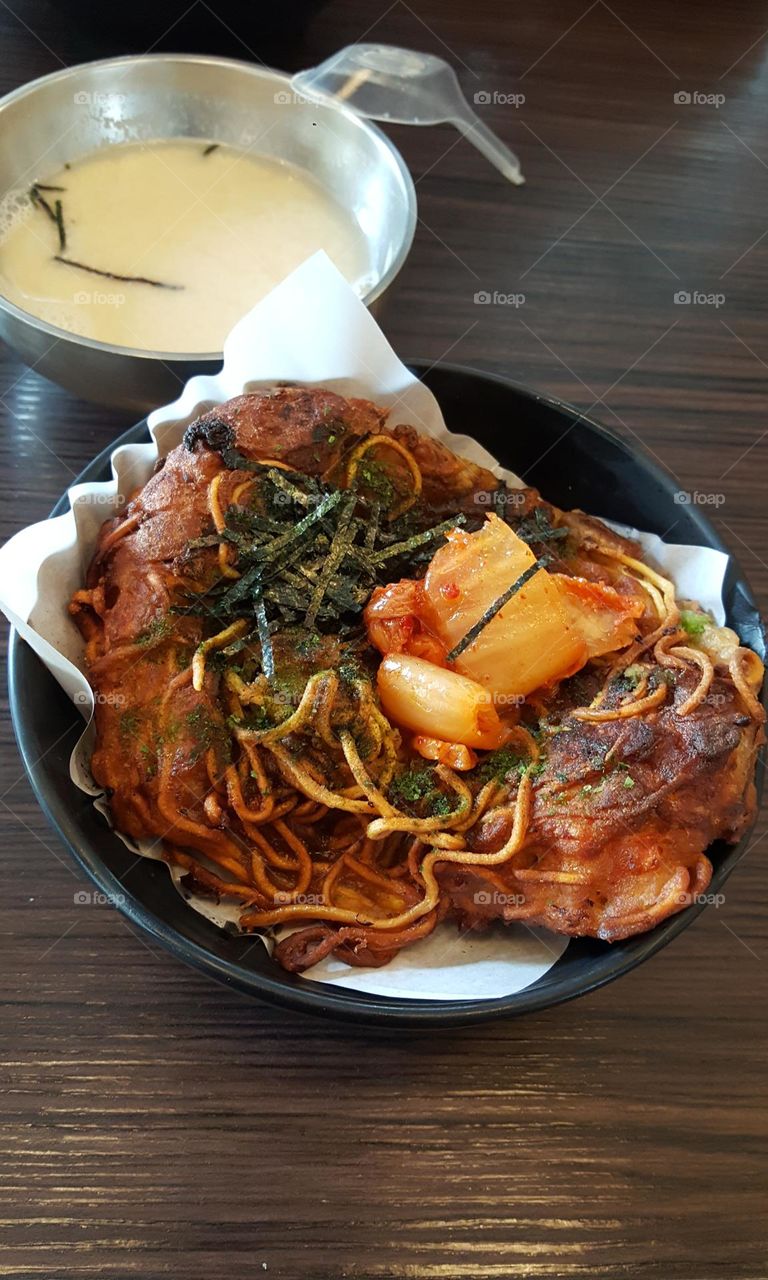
top-left (7, 361), bottom-right (765, 1027)
top-left (0, 52), bottom-right (417, 363)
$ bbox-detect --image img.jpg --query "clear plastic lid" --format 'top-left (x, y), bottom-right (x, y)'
top-left (292, 45), bottom-right (524, 185)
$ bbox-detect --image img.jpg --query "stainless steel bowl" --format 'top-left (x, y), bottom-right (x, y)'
top-left (0, 55), bottom-right (417, 411)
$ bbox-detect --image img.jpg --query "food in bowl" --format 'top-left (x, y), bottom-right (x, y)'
top-left (68, 388), bottom-right (765, 971)
top-left (0, 140), bottom-right (371, 352)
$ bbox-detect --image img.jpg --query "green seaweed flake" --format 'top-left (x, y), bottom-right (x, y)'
top-left (680, 609), bottom-right (710, 638)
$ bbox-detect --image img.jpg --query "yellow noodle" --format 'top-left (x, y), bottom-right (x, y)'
top-left (366, 766), bottom-right (473, 840)
top-left (654, 638), bottom-right (714, 716)
top-left (339, 730), bottom-right (397, 818)
top-left (192, 618), bottom-right (248, 691)
top-left (234, 671), bottom-right (331, 744)
top-left (344, 434), bottom-right (422, 520)
top-left (572, 682), bottom-right (668, 721)
top-left (208, 472), bottom-right (240, 580)
top-left (267, 744), bottom-right (374, 814)
top-left (729, 648), bottom-right (765, 721)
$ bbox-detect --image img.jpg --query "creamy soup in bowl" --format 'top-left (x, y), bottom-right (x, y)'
top-left (0, 139), bottom-right (372, 353)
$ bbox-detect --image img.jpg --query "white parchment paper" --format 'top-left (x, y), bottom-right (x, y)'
top-left (0, 252), bottom-right (730, 1000)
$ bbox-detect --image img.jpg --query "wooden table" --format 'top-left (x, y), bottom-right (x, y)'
top-left (1, 2), bottom-right (766, 1276)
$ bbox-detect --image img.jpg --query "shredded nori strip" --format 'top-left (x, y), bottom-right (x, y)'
top-left (53, 256), bottom-right (183, 289)
top-left (447, 557), bottom-right (549, 661)
top-left (256, 489), bottom-right (344, 562)
top-left (53, 199), bottom-right (66, 252)
top-left (29, 186), bottom-right (57, 222)
top-left (517, 507), bottom-right (568, 545)
top-left (174, 453), bottom-right (467, 656)
top-left (254, 598), bottom-right (274, 679)
top-left (29, 185), bottom-right (55, 215)
top-left (29, 185), bottom-right (66, 250)
top-left (212, 490), bottom-right (345, 615)
top-left (369, 516), bottom-right (464, 566)
top-left (202, 143), bottom-right (220, 156)
top-left (266, 468), bottom-right (316, 507)
top-left (364, 501), bottom-right (381, 551)
top-left (304, 493), bottom-right (357, 629)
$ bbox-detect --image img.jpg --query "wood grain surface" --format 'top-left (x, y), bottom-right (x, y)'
top-left (1, 2), bottom-right (766, 1277)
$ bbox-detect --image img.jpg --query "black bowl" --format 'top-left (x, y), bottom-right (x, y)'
top-left (8, 363), bottom-right (765, 1027)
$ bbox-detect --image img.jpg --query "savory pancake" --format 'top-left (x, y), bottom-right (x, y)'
top-left (69, 388), bottom-right (765, 971)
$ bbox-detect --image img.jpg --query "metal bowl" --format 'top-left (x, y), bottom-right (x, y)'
top-left (0, 55), bottom-right (417, 412)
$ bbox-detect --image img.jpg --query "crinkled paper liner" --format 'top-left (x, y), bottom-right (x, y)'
top-left (0, 252), bottom-right (730, 1000)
